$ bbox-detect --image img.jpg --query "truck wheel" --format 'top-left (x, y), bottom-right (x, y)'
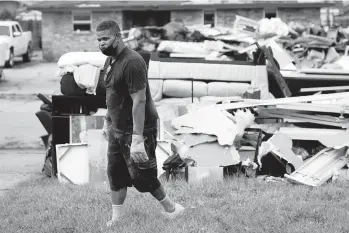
top-left (5, 50), bottom-right (14, 68)
top-left (23, 45), bottom-right (32, 62)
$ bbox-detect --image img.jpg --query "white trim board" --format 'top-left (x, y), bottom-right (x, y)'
top-left (219, 92), bottom-right (349, 110)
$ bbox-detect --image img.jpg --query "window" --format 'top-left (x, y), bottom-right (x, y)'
top-left (204, 10), bottom-right (215, 27)
top-left (0, 26), bottom-right (10, 36)
top-left (15, 24), bottom-right (22, 34)
top-left (264, 9), bottom-right (277, 19)
top-left (72, 12), bottom-right (92, 32)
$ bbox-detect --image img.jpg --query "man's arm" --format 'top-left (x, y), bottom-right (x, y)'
top-left (124, 59), bottom-right (147, 135)
top-left (130, 88), bottom-right (146, 135)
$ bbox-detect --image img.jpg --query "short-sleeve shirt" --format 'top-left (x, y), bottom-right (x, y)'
top-left (104, 47), bottom-right (159, 133)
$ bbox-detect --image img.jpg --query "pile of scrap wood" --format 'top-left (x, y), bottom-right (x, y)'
top-left (162, 91), bottom-right (349, 186)
top-left (124, 16), bottom-right (349, 71)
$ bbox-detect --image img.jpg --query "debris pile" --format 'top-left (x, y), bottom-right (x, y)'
top-left (125, 15), bottom-right (349, 70)
top-left (157, 81), bottom-right (349, 186)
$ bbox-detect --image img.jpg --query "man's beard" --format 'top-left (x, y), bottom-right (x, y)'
top-left (101, 37), bottom-right (118, 56)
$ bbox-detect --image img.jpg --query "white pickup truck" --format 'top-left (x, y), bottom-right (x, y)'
top-left (0, 21), bottom-right (32, 68)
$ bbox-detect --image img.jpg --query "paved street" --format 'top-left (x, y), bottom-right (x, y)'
top-left (0, 52), bottom-right (57, 197)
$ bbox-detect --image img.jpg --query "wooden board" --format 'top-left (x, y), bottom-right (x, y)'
top-left (271, 102), bottom-right (349, 115)
top-left (219, 92), bottom-right (349, 111)
top-left (300, 86), bottom-right (349, 93)
top-left (285, 146), bottom-right (349, 187)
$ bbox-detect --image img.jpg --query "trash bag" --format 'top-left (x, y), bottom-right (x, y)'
top-left (60, 72), bottom-right (86, 96)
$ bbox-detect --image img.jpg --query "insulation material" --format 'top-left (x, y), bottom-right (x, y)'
top-left (285, 146), bottom-right (349, 187)
top-left (257, 132), bottom-right (304, 170)
top-left (56, 143), bottom-right (89, 185)
top-left (58, 52), bottom-right (108, 68)
top-left (149, 79), bottom-right (163, 102)
top-left (163, 80), bottom-right (208, 98)
top-left (171, 105), bottom-right (255, 146)
top-left (207, 82), bottom-right (250, 97)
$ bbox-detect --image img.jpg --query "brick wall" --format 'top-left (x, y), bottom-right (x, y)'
top-left (277, 8), bottom-right (321, 25)
top-left (216, 9), bottom-right (264, 27)
top-left (170, 10), bottom-right (203, 25)
top-left (42, 11), bottom-right (123, 61)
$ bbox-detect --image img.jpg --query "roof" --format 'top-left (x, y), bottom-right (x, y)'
top-left (28, 0), bottom-right (189, 10)
top-left (27, 0), bottom-right (334, 10)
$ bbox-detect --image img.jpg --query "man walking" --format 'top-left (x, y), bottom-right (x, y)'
top-left (97, 20), bottom-right (185, 227)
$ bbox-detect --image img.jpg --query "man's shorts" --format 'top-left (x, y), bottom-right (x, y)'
top-left (107, 129), bottom-right (161, 193)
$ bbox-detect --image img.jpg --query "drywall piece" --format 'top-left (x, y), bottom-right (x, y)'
top-left (278, 127), bottom-right (348, 147)
top-left (56, 143), bottom-right (89, 185)
top-left (285, 146), bottom-right (349, 187)
top-left (156, 141), bottom-right (171, 178)
top-left (87, 129), bottom-right (108, 184)
top-left (184, 142), bottom-right (240, 167)
top-left (186, 166), bottom-right (224, 183)
top-left (257, 132), bottom-right (303, 170)
top-left (171, 105), bottom-right (254, 146)
top-left (174, 133), bottom-right (217, 147)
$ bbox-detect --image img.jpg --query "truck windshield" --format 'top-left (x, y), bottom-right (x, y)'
top-left (0, 26), bottom-right (10, 36)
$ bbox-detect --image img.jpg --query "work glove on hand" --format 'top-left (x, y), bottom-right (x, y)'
top-left (102, 117), bottom-right (112, 141)
top-left (130, 135), bottom-right (149, 163)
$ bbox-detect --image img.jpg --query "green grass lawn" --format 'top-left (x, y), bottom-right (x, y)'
top-left (1, 176), bottom-right (349, 233)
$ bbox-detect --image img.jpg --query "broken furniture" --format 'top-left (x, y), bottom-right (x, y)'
top-left (51, 95), bottom-right (106, 177)
top-left (285, 146), bottom-right (349, 187)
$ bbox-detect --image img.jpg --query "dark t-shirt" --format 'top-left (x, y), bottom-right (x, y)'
top-left (104, 47), bottom-right (159, 133)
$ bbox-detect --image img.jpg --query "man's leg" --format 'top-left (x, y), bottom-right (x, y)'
top-left (121, 130), bottom-right (185, 218)
top-left (107, 130), bottom-right (133, 226)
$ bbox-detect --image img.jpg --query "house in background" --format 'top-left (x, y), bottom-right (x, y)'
top-left (28, 0), bottom-right (334, 61)
top-left (0, 0), bottom-right (21, 19)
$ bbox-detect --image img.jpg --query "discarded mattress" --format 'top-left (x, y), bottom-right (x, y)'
top-left (163, 80), bottom-right (208, 98)
top-left (58, 52), bottom-right (108, 68)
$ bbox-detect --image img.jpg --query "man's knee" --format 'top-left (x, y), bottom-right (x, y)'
top-left (132, 168), bottom-right (161, 193)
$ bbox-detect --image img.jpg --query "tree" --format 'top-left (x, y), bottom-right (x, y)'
top-left (0, 10), bottom-right (15, 20)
